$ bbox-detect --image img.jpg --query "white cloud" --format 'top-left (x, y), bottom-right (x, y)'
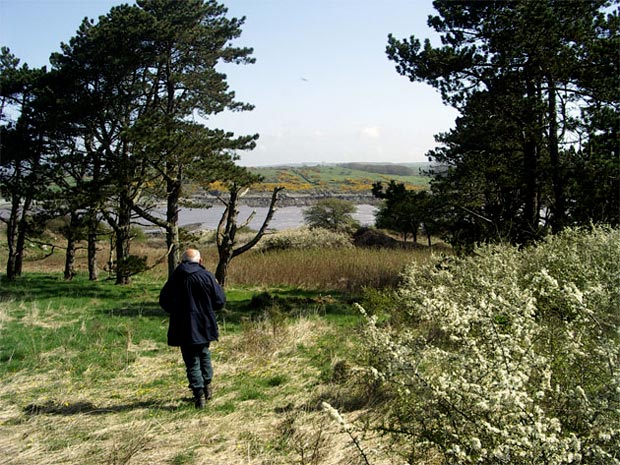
top-left (361, 126), bottom-right (381, 139)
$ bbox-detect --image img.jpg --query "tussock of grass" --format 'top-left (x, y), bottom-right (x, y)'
top-left (0, 300), bottom-right (16, 330)
top-left (0, 277), bottom-right (393, 464)
top-left (15, 237), bottom-right (439, 294)
top-left (0, 234), bottom-right (437, 463)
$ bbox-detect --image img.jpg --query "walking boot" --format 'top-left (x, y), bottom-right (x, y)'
top-left (192, 387), bottom-right (206, 409)
top-left (205, 383), bottom-right (213, 401)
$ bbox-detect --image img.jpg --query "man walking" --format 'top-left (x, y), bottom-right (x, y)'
top-left (159, 248), bottom-right (226, 408)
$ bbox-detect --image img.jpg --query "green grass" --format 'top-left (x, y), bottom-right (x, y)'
top-left (0, 273), bottom-right (166, 377)
top-left (248, 164), bottom-right (430, 191)
top-left (0, 243), bottom-right (420, 463)
top-left (169, 449), bottom-right (197, 465)
top-left (0, 272), bottom-right (371, 464)
top-left (0, 274), bottom-right (356, 376)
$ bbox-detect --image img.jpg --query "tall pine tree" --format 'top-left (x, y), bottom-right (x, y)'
top-left (388, 0), bottom-right (619, 245)
top-left (50, 0), bottom-right (257, 282)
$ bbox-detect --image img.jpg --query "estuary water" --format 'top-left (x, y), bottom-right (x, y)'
top-left (175, 204), bottom-right (378, 231)
top-left (0, 202), bottom-right (378, 232)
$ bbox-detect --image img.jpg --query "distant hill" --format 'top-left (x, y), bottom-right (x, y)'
top-left (246, 163), bottom-right (431, 193)
top-left (336, 162), bottom-right (415, 176)
top-left (194, 162), bottom-right (436, 207)
top-left (338, 161), bottom-right (436, 173)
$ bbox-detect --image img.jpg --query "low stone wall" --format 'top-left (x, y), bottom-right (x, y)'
top-left (193, 190), bottom-right (381, 208)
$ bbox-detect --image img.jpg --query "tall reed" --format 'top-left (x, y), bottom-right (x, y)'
top-left (212, 247), bottom-right (437, 292)
top-left (13, 238), bottom-right (444, 293)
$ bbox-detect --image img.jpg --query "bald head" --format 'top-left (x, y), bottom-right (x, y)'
top-left (182, 248), bottom-right (201, 263)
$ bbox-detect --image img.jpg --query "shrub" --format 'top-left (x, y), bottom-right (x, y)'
top-left (352, 226), bottom-right (401, 248)
top-left (260, 227), bottom-right (353, 251)
top-left (303, 198), bottom-right (360, 232)
top-left (359, 225), bottom-right (620, 464)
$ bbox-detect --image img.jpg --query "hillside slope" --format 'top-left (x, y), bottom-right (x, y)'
top-left (247, 163), bottom-right (431, 193)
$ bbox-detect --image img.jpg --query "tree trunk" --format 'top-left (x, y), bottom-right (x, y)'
top-left (128, 176), bottom-right (181, 280)
top-left (522, 77), bottom-right (541, 241)
top-left (64, 237), bottom-right (77, 280)
top-left (522, 134), bottom-right (539, 236)
top-left (215, 188), bottom-right (238, 286)
top-left (547, 76), bottom-right (564, 233)
top-left (115, 191), bottom-right (132, 285)
top-left (215, 250), bottom-right (231, 287)
top-left (5, 192), bottom-right (21, 280)
top-left (115, 229), bottom-right (131, 285)
top-left (14, 226), bottom-right (26, 277)
top-left (166, 179), bottom-right (181, 278)
top-left (166, 222), bottom-right (179, 278)
top-left (87, 148), bottom-right (101, 281)
top-left (14, 194), bottom-right (34, 277)
top-left (64, 212), bottom-right (78, 280)
top-left (87, 209), bottom-right (99, 281)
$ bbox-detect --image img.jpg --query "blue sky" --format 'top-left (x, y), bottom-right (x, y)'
top-left (0, 0), bottom-right (458, 166)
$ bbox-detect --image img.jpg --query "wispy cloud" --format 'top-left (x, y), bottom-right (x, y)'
top-left (361, 126), bottom-right (381, 139)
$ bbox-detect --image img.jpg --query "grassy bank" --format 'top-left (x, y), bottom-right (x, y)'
top-left (247, 164), bottom-right (430, 192)
top-left (0, 272), bottom-right (382, 464)
top-left (0, 237), bottom-right (439, 464)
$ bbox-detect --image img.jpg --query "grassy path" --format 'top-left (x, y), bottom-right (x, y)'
top-left (0, 274), bottom-right (388, 465)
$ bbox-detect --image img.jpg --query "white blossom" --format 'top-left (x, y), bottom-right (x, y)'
top-left (358, 226), bottom-right (620, 464)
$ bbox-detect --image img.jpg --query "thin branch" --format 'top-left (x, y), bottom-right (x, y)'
top-left (239, 210), bottom-right (256, 229)
top-left (131, 202), bottom-right (169, 230)
top-left (232, 186), bottom-right (284, 258)
top-left (457, 204), bottom-right (493, 224)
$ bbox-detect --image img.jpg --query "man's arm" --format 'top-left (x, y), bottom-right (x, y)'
top-left (159, 279), bottom-right (174, 313)
top-left (210, 274), bottom-right (226, 311)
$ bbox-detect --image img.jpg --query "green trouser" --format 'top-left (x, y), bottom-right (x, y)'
top-left (180, 343), bottom-right (212, 391)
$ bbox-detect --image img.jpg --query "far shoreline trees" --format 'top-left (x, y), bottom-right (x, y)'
top-left (372, 181), bottom-right (438, 246)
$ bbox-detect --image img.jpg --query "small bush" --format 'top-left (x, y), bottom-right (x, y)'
top-left (359, 225), bottom-right (620, 464)
top-left (303, 198), bottom-right (360, 233)
top-left (352, 226), bottom-right (401, 248)
top-left (260, 227), bottom-right (353, 251)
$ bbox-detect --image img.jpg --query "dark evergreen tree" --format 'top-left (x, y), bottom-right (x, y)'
top-left (50, 0), bottom-right (257, 282)
top-left (0, 48), bottom-right (51, 280)
top-left (372, 181), bottom-right (421, 243)
top-left (372, 181), bottom-right (438, 245)
top-left (126, 0), bottom-right (258, 277)
top-left (49, 5), bottom-right (156, 283)
top-left (387, 0), bottom-right (619, 246)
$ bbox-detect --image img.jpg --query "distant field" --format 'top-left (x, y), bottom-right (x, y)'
top-left (246, 162), bottom-right (432, 192)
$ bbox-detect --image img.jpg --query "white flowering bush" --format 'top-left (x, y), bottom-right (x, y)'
top-left (360, 226), bottom-right (620, 464)
top-left (260, 227), bottom-right (353, 251)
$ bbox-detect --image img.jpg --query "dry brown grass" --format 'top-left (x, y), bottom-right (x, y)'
top-left (1, 231), bottom-right (447, 464)
top-left (221, 247), bottom-right (435, 292)
top-left (16, 237), bottom-right (444, 294)
top-left (0, 316), bottom-right (400, 465)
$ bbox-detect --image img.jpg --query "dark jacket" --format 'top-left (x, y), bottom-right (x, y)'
top-left (159, 261), bottom-right (225, 347)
